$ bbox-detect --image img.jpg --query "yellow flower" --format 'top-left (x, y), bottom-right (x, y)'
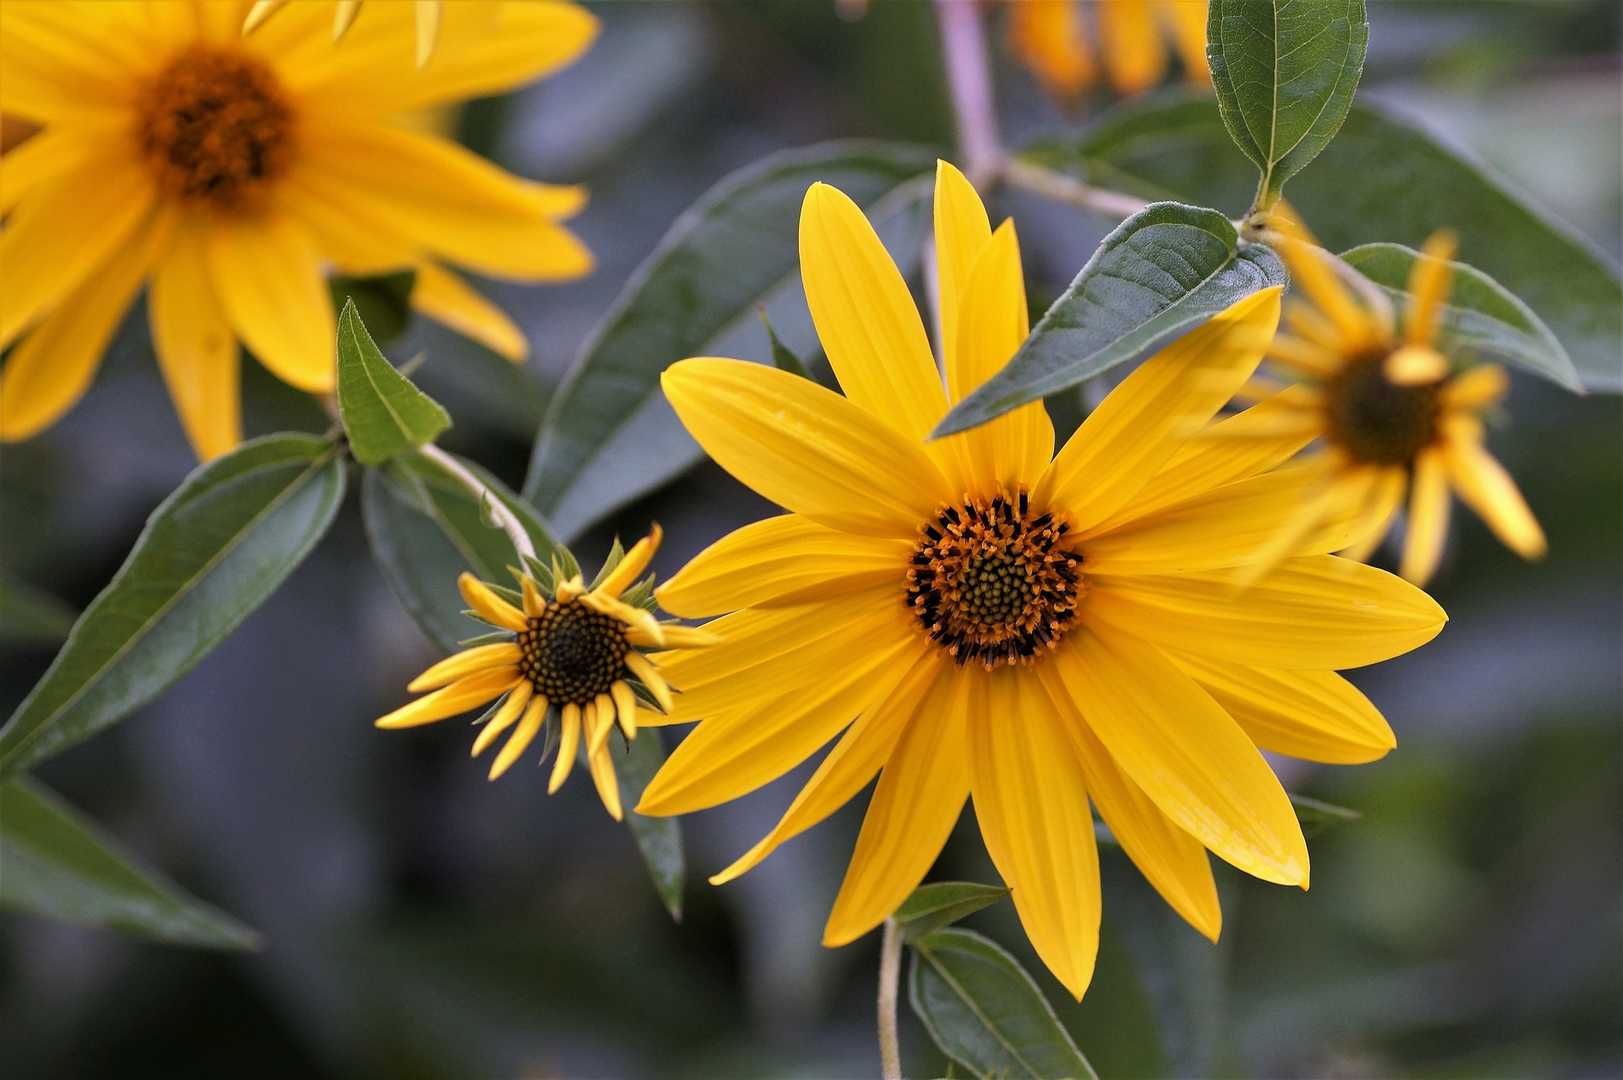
top-left (637, 163), bottom-right (1446, 1000)
top-left (1006, 0), bottom-right (1209, 99)
top-left (0, 0), bottom-right (595, 459)
top-left (376, 528), bottom-right (715, 819)
top-left (244, 0), bottom-right (502, 69)
top-left (1243, 206), bottom-right (1548, 585)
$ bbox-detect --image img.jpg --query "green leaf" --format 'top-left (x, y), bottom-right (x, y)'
top-left (1207, 0), bottom-right (1369, 208)
top-left (760, 308), bottom-right (813, 381)
top-left (1027, 93), bottom-right (1622, 391)
top-left (336, 299), bottom-right (452, 466)
top-left (909, 927), bottom-right (1098, 1080)
top-left (0, 572), bottom-right (78, 645)
top-left (362, 453), bottom-right (555, 651)
top-left (524, 140), bottom-right (936, 541)
top-left (895, 882), bottom-right (1010, 942)
top-left (0, 435), bottom-right (346, 775)
top-left (1289, 793), bottom-right (1360, 838)
top-left (611, 730), bottom-right (684, 922)
top-left (1340, 243), bottom-right (1580, 390)
top-left (0, 777), bottom-right (257, 949)
top-left (329, 269), bottom-right (417, 346)
top-left (935, 203), bottom-right (1285, 436)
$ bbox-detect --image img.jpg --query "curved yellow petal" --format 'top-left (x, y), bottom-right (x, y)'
top-left (0, 2), bottom-right (142, 122)
top-left (1442, 364), bottom-right (1508, 411)
top-left (0, 128), bottom-right (91, 215)
top-left (1098, 0), bottom-right (1167, 95)
top-left (1006, 0), bottom-right (1094, 97)
top-left (588, 743), bottom-right (623, 820)
top-left (471, 682), bottom-right (534, 757)
top-left (458, 572), bottom-right (529, 632)
top-left (1268, 205), bottom-right (1372, 348)
top-left (150, 220), bottom-right (242, 460)
top-left (594, 523), bottom-right (663, 599)
top-left (489, 695), bottom-right (546, 780)
top-left (970, 671), bottom-right (1102, 1000)
top-left (662, 358), bottom-right (951, 537)
top-left (933, 159), bottom-right (992, 386)
top-left (412, 262), bottom-right (529, 362)
top-left (1399, 448), bottom-right (1451, 585)
top-left (548, 702), bottom-right (581, 792)
top-left (1051, 627), bottom-right (1309, 886)
top-left (1405, 230), bottom-right (1458, 347)
top-left (1086, 555), bottom-right (1447, 670)
top-left (406, 642), bottom-right (522, 693)
top-left (650, 599), bottom-right (869, 697)
top-left (1154, 0), bottom-right (1210, 82)
top-left (1443, 436), bottom-right (1546, 560)
top-left (206, 211), bottom-right (335, 393)
top-left (1337, 466), bottom-right (1405, 563)
top-left (376, 668), bottom-right (519, 729)
top-left (657, 514), bottom-right (909, 618)
top-left (824, 667), bottom-right (971, 946)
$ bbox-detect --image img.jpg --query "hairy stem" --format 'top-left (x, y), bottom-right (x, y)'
top-left (878, 917), bottom-right (903, 1080)
top-left (934, 0), bottom-right (1002, 186)
top-left (1002, 158), bottom-right (1151, 220)
top-left (417, 443), bottom-right (537, 561)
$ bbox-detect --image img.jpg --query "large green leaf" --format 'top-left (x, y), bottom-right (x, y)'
top-left (1207, 0), bottom-right (1369, 208)
top-left (611, 730), bottom-right (684, 922)
top-left (0, 435), bottom-right (346, 774)
top-left (523, 140), bottom-right (936, 541)
top-left (363, 453), bottom-right (555, 651)
top-left (0, 777), bottom-right (257, 949)
top-left (1024, 93), bottom-right (1622, 391)
top-left (935, 203), bottom-right (1285, 435)
top-left (336, 299), bottom-right (451, 466)
top-left (0, 571), bottom-right (77, 646)
top-left (1340, 243), bottom-right (1580, 391)
top-left (908, 927), bottom-right (1098, 1080)
top-left (894, 882), bottom-right (1010, 943)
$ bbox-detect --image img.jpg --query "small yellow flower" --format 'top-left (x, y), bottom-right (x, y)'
top-left (1006, 0), bottom-right (1209, 99)
top-left (1241, 205), bottom-right (1548, 585)
top-left (244, 0), bottom-right (501, 69)
top-left (0, 0), bottom-right (595, 459)
top-left (375, 527), bottom-right (715, 819)
top-left (636, 163), bottom-right (1445, 1000)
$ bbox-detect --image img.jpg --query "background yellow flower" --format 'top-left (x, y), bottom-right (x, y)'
top-left (1006, 0), bottom-right (1209, 99)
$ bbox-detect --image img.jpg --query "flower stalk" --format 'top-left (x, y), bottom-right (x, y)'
top-left (934, 0), bottom-right (1002, 187)
top-left (416, 442), bottom-right (537, 561)
top-left (878, 917), bottom-right (903, 1080)
top-left (1002, 158), bottom-right (1151, 222)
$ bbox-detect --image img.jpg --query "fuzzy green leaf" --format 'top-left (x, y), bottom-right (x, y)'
top-left (894, 882), bottom-right (1010, 942)
top-left (336, 299), bottom-right (451, 466)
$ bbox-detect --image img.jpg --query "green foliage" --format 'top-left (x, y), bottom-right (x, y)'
top-left (0, 435), bottom-right (346, 775)
top-left (0, 572), bottom-right (77, 646)
top-left (611, 731), bottom-right (685, 922)
top-left (328, 269), bottom-right (417, 346)
top-left (1341, 243), bottom-right (1580, 390)
top-left (336, 300), bottom-right (452, 466)
top-left (936, 203), bottom-right (1285, 435)
top-left (523, 140), bottom-right (936, 541)
top-left (1207, 0), bottom-right (1370, 209)
top-left (1289, 793), bottom-right (1362, 838)
top-left (894, 882), bottom-right (1010, 942)
top-left (362, 453), bottom-right (555, 652)
top-left (759, 308), bottom-right (813, 381)
top-left (909, 927), bottom-right (1099, 1079)
top-left (0, 777), bottom-right (257, 950)
top-left (1027, 93), bottom-right (1623, 391)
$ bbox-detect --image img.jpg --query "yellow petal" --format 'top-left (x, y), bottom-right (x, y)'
top-left (206, 211), bottom-right (335, 393)
top-left (1268, 204), bottom-right (1372, 347)
top-left (1399, 448), bottom-right (1451, 585)
top-left (1385, 344), bottom-right (1448, 386)
top-left (1442, 364), bottom-right (1508, 411)
top-left (521, 576), bottom-right (547, 618)
top-left (798, 182), bottom-right (948, 444)
top-left (1154, 0), bottom-right (1210, 82)
top-left (1405, 230), bottom-right (1458, 346)
top-left (471, 682), bottom-right (535, 757)
top-left (709, 654), bottom-right (940, 886)
top-left (1050, 627), bottom-right (1309, 886)
top-left (149, 219), bottom-right (242, 460)
top-left (1006, 0), bottom-right (1095, 97)
top-left (624, 650), bottom-right (672, 713)
top-left (0, 127), bottom-right (91, 215)
top-left (407, 642), bottom-right (522, 693)
top-left (661, 359), bottom-right (951, 537)
top-left (411, 262), bottom-right (528, 362)
top-left (548, 703), bottom-right (581, 792)
top-left (0, 3), bottom-right (140, 122)
top-left (1038, 664), bottom-right (1221, 940)
top-left (1443, 435), bottom-right (1546, 560)
top-left (969, 671), bottom-right (1102, 1000)
top-left (588, 743), bottom-right (623, 820)
top-left (1035, 287), bottom-right (1282, 530)
top-left (933, 159), bottom-right (993, 386)
top-left (243, 0), bottom-right (290, 35)
top-left (594, 523), bottom-right (663, 599)
top-left (458, 572), bottom-right (529, 632)
top-left (823, 667), bottom-right (971, 946)
top-left (588, 692), bottom-right (616, 755)
top-left (489, 696), bottom-right (546, 780)
top-left (657, 514), bottom-right (910, 618)
top-left (629, 623), bottom-right (716, 650)
top-left (414, 0), bottom-right (440, 67)
top-left (1086, 554), bottom-right (1448, 670)
top-left (611, 681), bottom-right (638, 740)
top-left (1169, 650), bottom-right (1396, 765)
top-left (1337, 466), bottom-right (1405, 563)
top-left (1098, 0), bottom-right (1167, 95)
top-left (376, 668), bottom-right (519, 729)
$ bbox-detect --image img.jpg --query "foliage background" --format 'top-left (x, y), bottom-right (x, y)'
top-left (2, 2), bottom-right (1619, 1076)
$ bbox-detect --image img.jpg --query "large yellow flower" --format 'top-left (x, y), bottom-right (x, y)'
top-left (244, 0), bottom-right (503, 69)
top-left (636, 163), bottom-right (1446, 1000)
top-left (1006, 0), bottom-right (1209, 99)
top-left (1241, 207), bottom-right (1548, 585)
top-left (0, 0), bottom-right (594, 459)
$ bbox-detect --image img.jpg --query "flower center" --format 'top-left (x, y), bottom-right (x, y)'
top-left (907, 492), bottom-right (1083, 670)
top-left (516, 601), bottom-right (630, 706)
top-left (1323, 353), bottom-right (1440, 466)
top-left (136, 46), bottom-right (294, 208)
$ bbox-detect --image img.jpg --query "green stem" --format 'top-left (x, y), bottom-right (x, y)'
top-left (417, 443), bottom-right (536, 561)
top-left (878, 917), bottom-right (903, 1080)
top-left (1001, 158), bottom-right (1151, 221)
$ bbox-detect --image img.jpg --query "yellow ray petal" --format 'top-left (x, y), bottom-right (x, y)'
top-left (1442, 364), bottom-right (1508, 411)
top-left (798, 182), bottom-right (948, 444)
top-left (1443, 436), bottom-right (1546, 560)
top-left (0, 3), bottom-right (141, 121)
top-left (1385, 344), bottom-right (1448, 386)
top-left (649, 597), bottom-right (884, 700)
top-left (149, 220), bottom-right (242, 460)
top-left (376, 668), bottom-right (519, 729)
top-left (709, 654), bottom-right (940, 886)
top-left (611, 681), bottom-right (638, 740)
top-left (458, 572), bottom-right (529, 632)
top-left (588, 743), bottom-right (623, 820)
top-left (824, 667), bottom-right (971, 946)
top-left (1098, 0), bottom-right (1168, 95)
top-left (1086, 554), bottom-right (1447, 670)
top-left (1035, 287), bottom-right (1282, 530)
top-left (1051, 627), bottom-right (1309, 886)
top-left (490, 696), bottom-right (546, 780)
top-left (549, 703), bottom-right (581, 792)
top-left (206, 211), bottom-right (335, 393)
top-left (1169, 650), bottom-right (1396, 765)
top-left (656, 514), bottom-right (910, 618)
top-left (471, 682), bottom-right (535, 758)
top-left (1154, 0), bottom-right (1210, 82)
top-left (969, 671), bottom-right (1102, 1000)
top-left (932, 159), bottom-right (993, 385)
top-left (594, 523), bottom-right (662, 599)
top-left (623, 650), bottom-right (673, 713)
top-left (1337, 466), bottom-right (1405, 563)
top-left (1405, 230), bottom-right (1458, 346)
top-left (1269, 205), bottom-right (1372, 347)
top-left (0, 128), bottom-right (91, 216)
top-left (521, 576), bottom-right (547, 618)
top-left (661, 359), bottom-right (951, 537)
top-left (414, 0), bottom-right (440, 67)
top-left (332, 0), bottom-right (363, 39)
top-left (243, 0), bottom-right (290, 35)
top-left (1400, 448), bottom-right (1451, 585)
top-left (407, 642), bottom-right (522, 693)
top-left (1006, 0), bottom-right (1095, 97)
top-left (411, 262), bottom-right (528, 362)
top-left (628, 623), bottom-right (717, 650)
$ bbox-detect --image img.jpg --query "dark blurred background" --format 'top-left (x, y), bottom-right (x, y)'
top-left (3, 3), bottom-right (1619, 1077)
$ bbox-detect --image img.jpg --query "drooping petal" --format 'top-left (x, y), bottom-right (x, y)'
top-left (1086, 555), bottom-right (1447, 670)
top-left (206, 211), bottom-right (336, 392)
top-left (149, 219), bottom-right (242, 460)
top-left (1035, 287), bottom-right (1282, 531)
top-left (489, 695), bottom-right (547, 780)
top-left (375, 668), bottom-right (520, 729)
top-left (824, 667), bottom-right (972, 946)
top-left (549, 702), bottom-right (582, 792)
top-left (470, 682), bottom-right (535, 757)
top-left (661, 359), bottom-right (951, 537)
top-left (406, 642), bottom-right (522, 693)
top-left (587, 742), bottom-right (623, 820)
top-left (656, 515), bottom-right (911, 618)
top-left (970, 671), bottom-right (1102, 1000)
top-left (1050, 626), bottom-right (1309, 886)
top-left (1443, 435), bottom-right (1547, 560)
top-left (1400, 448), bottom-right (1452, 584)
top-left (412, 262), bottom-right (528, 362)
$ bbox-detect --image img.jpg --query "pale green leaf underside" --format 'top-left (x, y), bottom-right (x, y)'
top-left (336, 299), bottom-right (451, 466)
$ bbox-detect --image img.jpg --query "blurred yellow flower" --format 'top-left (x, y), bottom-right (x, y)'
top-left (376, 528), bottom-right (715, 818)
top-left (1241, 207), bottom-right (1547, 585)
top-left (637, 163), bottom-right (1445, 1000)
top-left (244, 0), bottom-right (502, 69)
top-left (0, 0), bottom-right (595, 459)
top-left (1006, 0), bottom-right (1209, 99)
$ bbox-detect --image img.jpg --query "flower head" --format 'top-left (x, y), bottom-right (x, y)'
top-left (1006, 0), bottom-right (1209, 100)
top-left (639, 163), bottom-right (1445, 1000)
top-left (1244, 205), bottom-right (1547, 584)
top-left (375, 527), bottom-right (715, 819)
top-left (0, 0), bottom-right (595, 459)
